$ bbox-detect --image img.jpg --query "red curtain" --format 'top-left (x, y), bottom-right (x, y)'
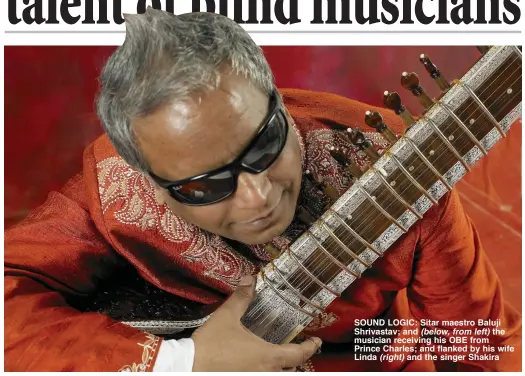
top-left (4, 46), bottom-right (521, 309)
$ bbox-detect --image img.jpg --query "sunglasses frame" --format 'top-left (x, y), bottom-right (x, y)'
top-left (148, 90), bottom-right (290, 206)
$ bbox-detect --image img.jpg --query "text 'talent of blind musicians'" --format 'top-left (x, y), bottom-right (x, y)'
top-left (7, 0), bottom-right (521, 27)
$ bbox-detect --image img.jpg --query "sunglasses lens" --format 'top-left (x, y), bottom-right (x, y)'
top-left (169, 170), bottom-right (236, 205)
top-left (163, 97), bottom-right (289, 206)
top-left (242, 111), bottom-right (287, 172)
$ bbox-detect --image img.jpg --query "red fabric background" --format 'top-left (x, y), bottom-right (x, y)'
top-left (4, 46), bottom-right (521, 310)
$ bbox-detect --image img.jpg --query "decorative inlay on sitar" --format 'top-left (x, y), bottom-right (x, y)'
top-left (76, 46), bottom-right (522, 342)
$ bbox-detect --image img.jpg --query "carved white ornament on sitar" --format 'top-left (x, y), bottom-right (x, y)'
top-left (239, 45), bottom-right (522, 345)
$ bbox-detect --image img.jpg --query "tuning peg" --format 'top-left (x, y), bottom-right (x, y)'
top-left (364, 110), bottom-right (398, 145)
top-left (401, 71), bottom-right (434, 110)
top-left (347, 128), bottom-right (381, 163)
top-left (318, 176), bottom-right (340, 203)
top-left (303, 170), bottom-right (333, 215)
top-left (336, 129), bottom-right (352, 145)
top-left (321, 119), bottom-right (356, 145)
top-left (328, 146), bottom-right (364, 178)
top-left (383, 91), bottom-right (415, 127)
top-left (477, 46), bottom-right (491, 54)
top-left (297, 206), bottom-right (317, 226)
top-left (305, 169), bottom-right (325, 192)
top-left (419, 54), bottom-right (451, 92)
top-left (264, 243), bottom-right (282, 258)
top-left (305, 168), bottom-right (339, 204)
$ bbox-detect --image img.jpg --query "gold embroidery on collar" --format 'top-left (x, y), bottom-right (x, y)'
top-left (97, 157), bottom-right (193, 241)
top-left (96, 157), bottom-right (256, 288)
top-left (119, 334), bottom-right (160, 372)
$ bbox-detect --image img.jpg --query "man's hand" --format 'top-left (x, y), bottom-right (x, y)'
top-left (191, 275), bottom-right (322, 371)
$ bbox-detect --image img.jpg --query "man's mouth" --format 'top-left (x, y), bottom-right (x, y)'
top-left (239, 197), bottom-right (282, 226)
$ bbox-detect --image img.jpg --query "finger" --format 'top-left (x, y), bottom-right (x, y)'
top-left (278, 337), bottom-right (322, 369)
top-left (217, 275), bottom-right (256, 321)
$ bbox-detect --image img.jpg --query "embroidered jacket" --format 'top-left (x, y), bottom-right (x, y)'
top-left (4, 89), bottom-right (521, 372)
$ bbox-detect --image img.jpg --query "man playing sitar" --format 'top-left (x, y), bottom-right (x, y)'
top-left (4, 8), bottom-right (522, 372)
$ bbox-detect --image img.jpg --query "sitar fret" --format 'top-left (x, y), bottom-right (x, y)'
top-left (322, 221), bottom-right (371, 268)
top-left (369, 169), bottom-right (423, 219)
top-left (263, 173), bottom-right (424, 309)
top-left (475, 50), bottom-right (522, 122)
top-left (327, 208), bottom-right (384, 255)
top-left (399, 143), bottom-right (454, 195)
top-left (380, 151), bottom-right (437, 199)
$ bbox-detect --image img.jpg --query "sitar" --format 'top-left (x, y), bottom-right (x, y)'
top-left (71, 45), bottom-right (522, 345)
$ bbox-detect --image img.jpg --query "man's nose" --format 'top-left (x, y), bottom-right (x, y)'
top-left (234, 171), bottom-right (272, 209)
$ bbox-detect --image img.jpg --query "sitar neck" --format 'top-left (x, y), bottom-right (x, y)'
top-left (240, 46), bottom-right (522, 345)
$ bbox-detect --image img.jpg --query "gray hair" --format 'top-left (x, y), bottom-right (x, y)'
top-left (96, 8), bottom-right (275, 172)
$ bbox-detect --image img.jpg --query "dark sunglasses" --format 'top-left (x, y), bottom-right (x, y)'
top-left (148, 91), bottom-right (289, 206)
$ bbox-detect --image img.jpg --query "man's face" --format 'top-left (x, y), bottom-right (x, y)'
top-left (133, 74), bottom-right (303, 244)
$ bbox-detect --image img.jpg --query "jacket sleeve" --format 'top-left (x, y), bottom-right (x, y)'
top-left (4, 174), bottom-right (162, 371)
top-left (407, 190), bottom-right (522, 371)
